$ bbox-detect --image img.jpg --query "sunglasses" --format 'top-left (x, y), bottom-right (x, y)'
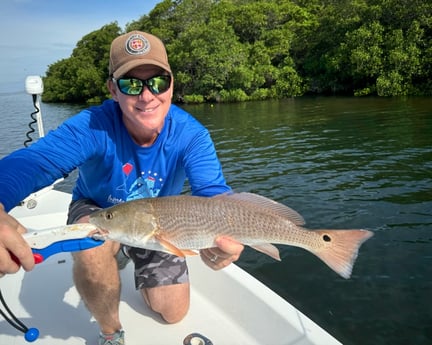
top-left (113, 75), bottom-right (172, 96)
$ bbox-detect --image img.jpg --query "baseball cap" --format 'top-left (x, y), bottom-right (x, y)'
top-left (109, 31), bottom-right (171, 78)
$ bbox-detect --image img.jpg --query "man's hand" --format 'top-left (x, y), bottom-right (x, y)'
top-left (0, 203), bottom-right (35, 276)
top-left (200, 236), bottom-right (244, 270)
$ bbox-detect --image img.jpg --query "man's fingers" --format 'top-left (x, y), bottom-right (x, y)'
top-left (200, 237), bottom-right (244, 271)
top-left (214, 236), bottom-right (243, 259)
top-left (0, 217), bottom-right (35, 274)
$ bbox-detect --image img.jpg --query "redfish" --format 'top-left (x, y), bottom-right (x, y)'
top-left (89, 193), bottom-right (373, 279)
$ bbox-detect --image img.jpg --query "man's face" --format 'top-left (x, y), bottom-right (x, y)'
top-left (108, 65), bottom-right (173, 145)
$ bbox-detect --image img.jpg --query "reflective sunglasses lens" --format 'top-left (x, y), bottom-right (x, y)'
top-left (117, 78), bottom-right (143, 95)
top-left (147, 76), bottom-right (171, 94)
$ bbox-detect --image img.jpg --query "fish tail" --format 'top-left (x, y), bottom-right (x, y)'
top-left (310, 229), bottom-right (373, 279)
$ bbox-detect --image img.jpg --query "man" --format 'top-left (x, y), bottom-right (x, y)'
top-left (0, 31), bottom-right (243, 345)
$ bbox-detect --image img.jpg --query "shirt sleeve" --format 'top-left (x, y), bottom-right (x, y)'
top-left (0, 110), bottom-right (97, 212)
top-left (183, 128), bottom-right (231, 197)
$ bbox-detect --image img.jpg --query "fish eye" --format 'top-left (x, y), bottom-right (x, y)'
top-left (105, 212), bottom-right (114, 220)
top-left (322, 234), bottom-right (331, 242)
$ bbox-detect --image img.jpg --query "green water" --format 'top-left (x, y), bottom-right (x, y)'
top-left (183, 97), bottom-right (432, 345)
top-left (2, 93), bottom-right (431, 344)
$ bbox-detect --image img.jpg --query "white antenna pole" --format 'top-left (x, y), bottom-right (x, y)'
top-left (34, 95), bottom-right (45, 137)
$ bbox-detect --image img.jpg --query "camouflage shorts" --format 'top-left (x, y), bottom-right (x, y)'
top-left (127, 247), bottom-right (189, 289)
top-left (67, 199), bottom-right (189, 290)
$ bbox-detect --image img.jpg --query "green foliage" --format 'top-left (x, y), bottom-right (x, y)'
top-left (219, 89), bottom-right (249, 102)
top-left (182, 94), bottom-right (205, 104)
top-left (43, 0), bottom-right (432, 103)
top-left (43, 23), bottom-right (121, 103)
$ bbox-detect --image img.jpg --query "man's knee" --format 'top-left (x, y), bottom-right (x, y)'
top-left (72, 241), bottom-right (120, 281)
top-left (141, 283), bottom-right (190, 323)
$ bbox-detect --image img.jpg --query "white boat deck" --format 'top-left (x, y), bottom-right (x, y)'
top-left (0, 189), bottom-right (342, 345)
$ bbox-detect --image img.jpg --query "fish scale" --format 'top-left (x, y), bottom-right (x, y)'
top-left (89, 192), bottom-right (373, 279)
top-left (154, 199), bottom-right (287, 246)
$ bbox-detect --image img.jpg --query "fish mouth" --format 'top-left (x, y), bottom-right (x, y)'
top-left (88, 227), bottom-right (109, 241)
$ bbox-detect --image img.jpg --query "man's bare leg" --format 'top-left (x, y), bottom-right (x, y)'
top-left (73, 240), bottom-right (122, 334)
top-left (141, 283), bottom-right (190, 323)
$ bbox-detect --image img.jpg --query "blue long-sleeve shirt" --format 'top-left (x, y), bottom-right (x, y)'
top-left (0, 100), bottom-right (230, 212)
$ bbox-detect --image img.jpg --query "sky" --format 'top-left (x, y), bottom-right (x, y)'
top-left (0, 0), bottom-right (162, 93)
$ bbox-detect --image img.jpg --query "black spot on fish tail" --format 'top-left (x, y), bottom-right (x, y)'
top-left (323, 234), bottom-right (331, 242)
top-left (310, 229), bottom-right (374, 279)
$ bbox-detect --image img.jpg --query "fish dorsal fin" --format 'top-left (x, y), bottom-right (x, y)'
top-left (215, 192), bottom-right (305, 226)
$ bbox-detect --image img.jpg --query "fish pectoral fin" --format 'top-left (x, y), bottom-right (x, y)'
top-left (155, 234), bottom-right (198, 257)
top-left (250, 243), bottom-right (281, 261)
top-left (180, 249), bottom-right (199, 256)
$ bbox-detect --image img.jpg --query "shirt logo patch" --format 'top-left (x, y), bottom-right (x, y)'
top-left (122, 163), bottom-right (133, 175)
top-left (125, 34), bottom-right (150, 55)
